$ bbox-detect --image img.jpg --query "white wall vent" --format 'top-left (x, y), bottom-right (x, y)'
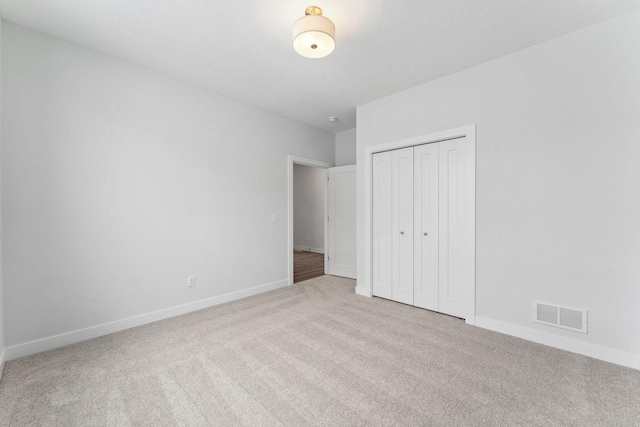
top-left (532, 301), bottom-right (587, 333)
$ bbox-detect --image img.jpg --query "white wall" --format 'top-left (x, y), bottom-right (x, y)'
top-left (357, 11), bottom-right (640, 366)
top-left (0, 16), bottom-right (5, 374)
top-left (293, 164), bottom-right (325, 252)
top-left (1, 22), bottom-right (334, 349)
top-left (334, 128), bottom-right (356, 166)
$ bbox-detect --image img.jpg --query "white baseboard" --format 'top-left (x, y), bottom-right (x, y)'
top-left (293, 245), bottom-right (324, 254)
top-left (3, 279), bottom-right (289, 362)
top-left (355, 286), bottom-right (371, 297)
top-left (0, 348), bottom-right (5, 382)
top-left (475, 315), bottom-right (640, 371)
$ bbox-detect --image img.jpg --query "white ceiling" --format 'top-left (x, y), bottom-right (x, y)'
top-left (1, 1), bottom-right (639, 133)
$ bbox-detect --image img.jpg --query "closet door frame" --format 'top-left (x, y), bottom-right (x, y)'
top-left (360, 125), bottom-right (476, 325)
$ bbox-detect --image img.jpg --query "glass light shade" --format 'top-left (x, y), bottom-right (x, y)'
top-left (292, 14), bottom-right (335, 59)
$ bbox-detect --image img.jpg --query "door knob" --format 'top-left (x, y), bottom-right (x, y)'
top-left (400, 231), bottom-right (404, 234)
top-left (423, 232), bottom-right (428, 236)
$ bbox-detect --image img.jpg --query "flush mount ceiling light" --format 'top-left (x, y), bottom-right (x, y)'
top-left (292, 6), bottom-right (335, 59)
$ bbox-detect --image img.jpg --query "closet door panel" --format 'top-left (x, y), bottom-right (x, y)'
top-left (413, 143), bottom-right (439, 311)
top-left (438, 137), bottom-right (467, 318)
top-left (372, 151), bottom-right (393, 299)
top-left (392, 147), bottom-right (414, 305)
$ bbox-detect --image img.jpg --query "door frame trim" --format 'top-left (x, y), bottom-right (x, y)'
top-left (287, 155), bottom-right (333, 286)
top-left (360, 125), bottom-right (476, 324)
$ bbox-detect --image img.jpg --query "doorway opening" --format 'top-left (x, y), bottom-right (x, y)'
top-left (293, 163), bottom-right (327, 283)
top-left (287, 155), bottom-right (333, 285)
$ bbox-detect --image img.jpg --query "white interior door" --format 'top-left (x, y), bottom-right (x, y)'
top-left (438, 137), bottom-right (468, 318)
top-left (413, 143), bottom-right (439, 310)
top-left (327, 165), bottom-right (357, 279)
top-left (372, 152), bottom-right (393, 299)
top-left (391, 147), bottom-right (414, 305)
top-left (370, 133), bottom-right (475, 320)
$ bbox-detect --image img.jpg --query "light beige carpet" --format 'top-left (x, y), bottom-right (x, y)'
top-left (0, 275), bottom-right (639, 426)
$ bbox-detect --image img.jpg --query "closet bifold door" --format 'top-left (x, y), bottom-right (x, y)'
top-left (413, 143), bottom-right (439, 311)
top-left (372, 147), bottom-right (414, 304)
top-left (391, 147), bottom-right (414, 305)
top-left (372, 151), bottom-right (393, 300)
top-left (438, 137), bottom-right (468, 318)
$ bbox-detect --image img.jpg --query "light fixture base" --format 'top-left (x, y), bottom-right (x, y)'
top-left (305, 6), bottom-right (323, 16)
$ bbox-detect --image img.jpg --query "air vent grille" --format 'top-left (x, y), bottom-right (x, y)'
top-left (536, 303), bottom-right (558, 324)
top-left (559, 308), bottom-right (584, 330)
top-left (532, 301), bottom-right (587, 333)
